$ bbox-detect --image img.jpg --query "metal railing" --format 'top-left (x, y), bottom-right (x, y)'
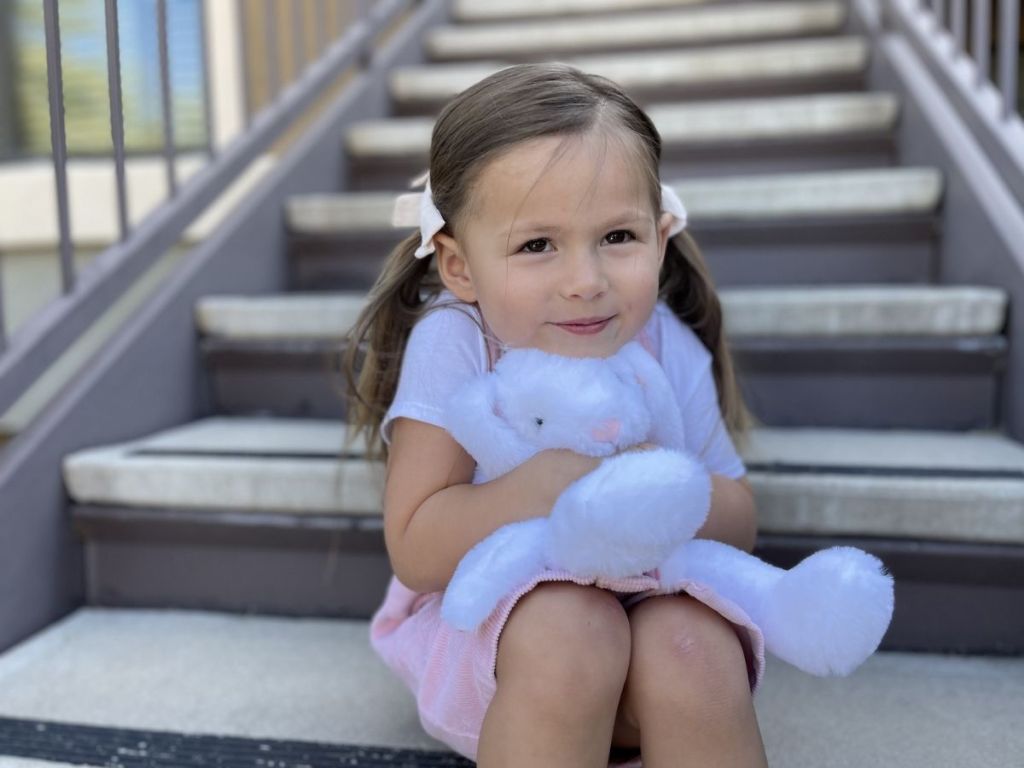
top-left (882, 0), bottom-right (1024, 201)
top-left (921, 0), bottom-right (1020, 118)
top-left (0, 0), bottom-right (410, 420)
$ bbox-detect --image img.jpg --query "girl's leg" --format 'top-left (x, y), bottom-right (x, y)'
top-left (611, 594), bottom-right (769, 768)
top-left (477, 582), bottom-right (632, 768)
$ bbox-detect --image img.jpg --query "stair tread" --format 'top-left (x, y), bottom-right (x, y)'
top-left (347, 92), bottom-right (900, 159)
top-left (0, 607), bottom-right (1021, 768)
top-left (390, 36), bottom-right (869, 104)
top-left (454, 0), bottom-right (713, 22)
top-left (428, 1), bottom-right (846, 59)
top-left (287, 166), bottom-right (942, 234)
top-left (196, 285), bottom-right (1006, 340)
top-left (63, 418), bottom-right (1024, 542)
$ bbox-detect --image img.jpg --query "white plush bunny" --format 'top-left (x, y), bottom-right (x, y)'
top-left (441, 341), bottom-right (895, 677)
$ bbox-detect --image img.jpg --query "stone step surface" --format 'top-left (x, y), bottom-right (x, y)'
top-left (390, 36), bottom-right (869, 107)
top-left (195, 285), bottom-right (1007, 341)
top-left (62, 417), bottom-right (1024, 544)
top-left (287, 166), bottom-right (942, 235)
top-left (427, 2), bottom-right (847, 60)
top-left (454, 0), bottom-right (718, 22)
top-left (0, 607), bottom-right (1020, 768)
top-left (346, 92), bottom-right (900, 162)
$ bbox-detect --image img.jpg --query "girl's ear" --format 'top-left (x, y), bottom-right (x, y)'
top-left (656, 211), bottom-right (674, 268)
top-left (434, 232), bottom-right (478, 303)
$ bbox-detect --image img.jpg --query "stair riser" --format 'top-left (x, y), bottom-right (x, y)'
top-left (288, 216), bottom-right (938, 291)
top-left (74, 510), bottom-right (1024, 653)
top-left (348, 134), bottom-right (899, 192)
top-left (391, 73), bottom-right (867, 116)
top-left (201, 341), bottom-right (1004, 430)
top-left (76, 511), bottom-right (389, 619)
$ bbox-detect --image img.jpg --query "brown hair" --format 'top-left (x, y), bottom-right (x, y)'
top-left (339, 62), bottom-right (757, 463)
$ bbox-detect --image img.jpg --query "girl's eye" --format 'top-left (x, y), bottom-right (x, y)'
top-left (604, 230), bottom-right (636, 245)
top-left (520, 238), bottom-right (551, 253)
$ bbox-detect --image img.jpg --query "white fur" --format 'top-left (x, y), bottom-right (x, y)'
top-left (439, 342), bottom-right (895, 678)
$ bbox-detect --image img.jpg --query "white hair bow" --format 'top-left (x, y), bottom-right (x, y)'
top-left (392, 172), bottom-right (688, 259)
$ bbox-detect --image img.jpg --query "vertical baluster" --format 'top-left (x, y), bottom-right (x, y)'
top-left (950, 0), bottom-right (967, 54)
top-left (42, 0), bottom-right (74, 295)
top-left (292, 0), bottom-right (304, 81)
top-left (198, 0), bottom-right (215, 156)
top-left (105, 0), bottom-right (129, 241)
top-left (974, 0), bottom-right (993, 86)
top-left (157, 0), bottom-right (177, 196)
top-left (316, 0), bottom-right (327, 55)
top-left (237, 0), bottom-right (251, 128)
top-left (996, 0), bottom-right (1020, 118)
top-left (933, 0), bottom-right (947, 28)
top-left (265, 0), bottom-right (279, 104)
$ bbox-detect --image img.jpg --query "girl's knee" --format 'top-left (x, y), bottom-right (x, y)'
top-left (496, 582), bottom-right (631, 703)
top-left (627, 594), bottom-right (751, 713)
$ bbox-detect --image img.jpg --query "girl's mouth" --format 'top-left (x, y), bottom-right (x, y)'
top-left (555, 316), bottom-right (614, 335)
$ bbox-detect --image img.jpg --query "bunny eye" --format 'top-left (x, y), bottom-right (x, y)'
top-left (534, 417), bottom-right (544, 427)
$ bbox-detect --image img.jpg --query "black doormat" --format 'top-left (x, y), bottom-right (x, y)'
top-left (0, 716), bottom-right (474, 767)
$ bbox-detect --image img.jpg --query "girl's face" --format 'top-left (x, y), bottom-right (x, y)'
top-left (434, 131), bottom-right (674, 358)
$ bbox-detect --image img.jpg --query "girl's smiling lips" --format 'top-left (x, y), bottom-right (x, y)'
top-left (554, 315), bottom-right (615, 334)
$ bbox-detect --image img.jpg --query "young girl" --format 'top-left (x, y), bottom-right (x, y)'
top-left (343, 62), bottom-right (769, 768)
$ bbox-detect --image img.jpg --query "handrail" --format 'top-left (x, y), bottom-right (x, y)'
top-left (0, 0), bottom-right (415, 418)
top-left (880, 0), bottom-right (1024, 204)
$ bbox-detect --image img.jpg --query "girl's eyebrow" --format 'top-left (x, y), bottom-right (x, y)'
top-left (501, 214), bottom-right (649, 238)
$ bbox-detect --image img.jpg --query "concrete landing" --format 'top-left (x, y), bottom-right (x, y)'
top-left (0, 608), bottom-right (1020, 767)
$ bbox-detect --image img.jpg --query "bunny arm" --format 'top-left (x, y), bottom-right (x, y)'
top-left (443, 374), bottom-right (539, 481)
top-left (659, 538), bottom-right (895, 677)
top-left (610, 342), bottom-right (688, 451)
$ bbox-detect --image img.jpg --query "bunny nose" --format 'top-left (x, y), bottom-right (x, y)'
top-left (591, 418), bottom-right (621, 443)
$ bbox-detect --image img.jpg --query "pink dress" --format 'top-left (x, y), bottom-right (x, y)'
top-left (368, 298), bottom-right (765, 765)
top-left (370, 569), bottom-right (765, 766)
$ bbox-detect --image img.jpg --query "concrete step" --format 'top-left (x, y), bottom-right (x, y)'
top-left (346, 92), bottom-right (901, 189)
top-left (63, 418), bottom-right (1024, 650)
top-left (426, 2), bottom-right (847, 61)
top-left (286, 166), bottom-right (943, 291)
top-left (389, 36), bottom-right (869, 114)
top-left (1, 608), bottom-right (1022, 767)
top-left (194, 286), bottom-right (1007, 429)
top-left (453, 0), bottom-right (719, 23)
top-left (196, 286), bottom-right (1006, 341)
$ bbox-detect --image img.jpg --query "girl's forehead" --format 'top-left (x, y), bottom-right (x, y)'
top-left (472, 133), bottom-right (654, 228)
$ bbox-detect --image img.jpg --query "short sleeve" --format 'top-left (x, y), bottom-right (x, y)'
top-left (656, 304), bottom-right (747, 479)
top-left (380, 302), bottom-right (487, 446)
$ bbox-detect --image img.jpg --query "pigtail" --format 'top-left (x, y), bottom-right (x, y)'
top-left (659, 229), bottom-right (760, 456)
top-left (336, 232), bottom-right (441, 463)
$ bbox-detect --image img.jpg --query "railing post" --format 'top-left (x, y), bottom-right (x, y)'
top-left (42, 0), bottom-right (75, 296)
top-left (104, 0), bottom-right (130, 242)
top-left (157, 0), bottom-right (177, 196)
top-left (997, 0), bottom-right (1020, 119)
top-left (973, 0), bottom-right (993, 87)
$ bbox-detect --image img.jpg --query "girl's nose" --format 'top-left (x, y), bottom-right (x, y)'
top-left (562, 248), bottom-right (609, 300)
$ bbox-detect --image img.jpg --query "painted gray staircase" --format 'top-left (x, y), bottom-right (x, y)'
top-left (2, 1), bottom-right (1016, 764)
top-left (59, 0), bottom-right (1023, 656)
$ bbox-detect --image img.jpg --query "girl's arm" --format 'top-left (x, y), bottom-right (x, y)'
top-left (699, 474), bottom-right (758, 553)
top-left (384, 416), bottom-right (601, 594)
